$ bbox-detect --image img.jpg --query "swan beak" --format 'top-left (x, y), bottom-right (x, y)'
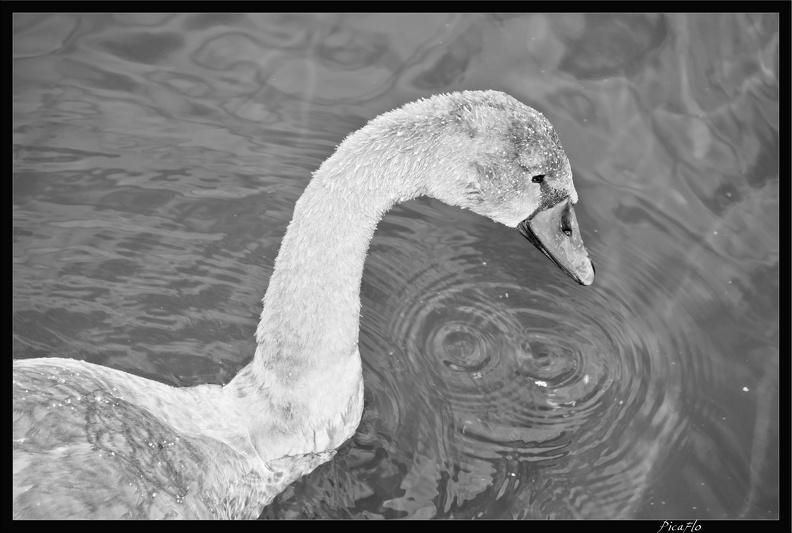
top-left (518, 198), bottom-right (595, 286)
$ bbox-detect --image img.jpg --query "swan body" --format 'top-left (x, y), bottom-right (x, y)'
top-left (13, 90), bottom-right (594, 519)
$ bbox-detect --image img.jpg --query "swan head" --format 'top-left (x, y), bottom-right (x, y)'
top-left (402, 91), bottom-right (595, 286)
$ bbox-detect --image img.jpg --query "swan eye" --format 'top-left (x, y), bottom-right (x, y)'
top-left (532, 174), bottom-right (545, 183)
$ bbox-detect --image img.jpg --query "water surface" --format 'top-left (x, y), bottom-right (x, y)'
top-left (13, 13), bottom-right (779, 519)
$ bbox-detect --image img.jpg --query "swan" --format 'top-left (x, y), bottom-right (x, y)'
top-left (13, 90), bottom-right (595, 519)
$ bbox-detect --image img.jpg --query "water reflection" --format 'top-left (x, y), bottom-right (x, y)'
top-left (14, 13), bottom-right (778, 518)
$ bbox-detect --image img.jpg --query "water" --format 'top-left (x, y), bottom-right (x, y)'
top-left (13, 14), bottom-right (778, 519)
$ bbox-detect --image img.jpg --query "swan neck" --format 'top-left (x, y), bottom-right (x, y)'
top-left (224, 120), bottom-right (438, 461)
top-left (244, 132), bottom-right (428, 385)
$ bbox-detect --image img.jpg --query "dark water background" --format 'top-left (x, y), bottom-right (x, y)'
top-left (13, 13), bottom-right (779, 519)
